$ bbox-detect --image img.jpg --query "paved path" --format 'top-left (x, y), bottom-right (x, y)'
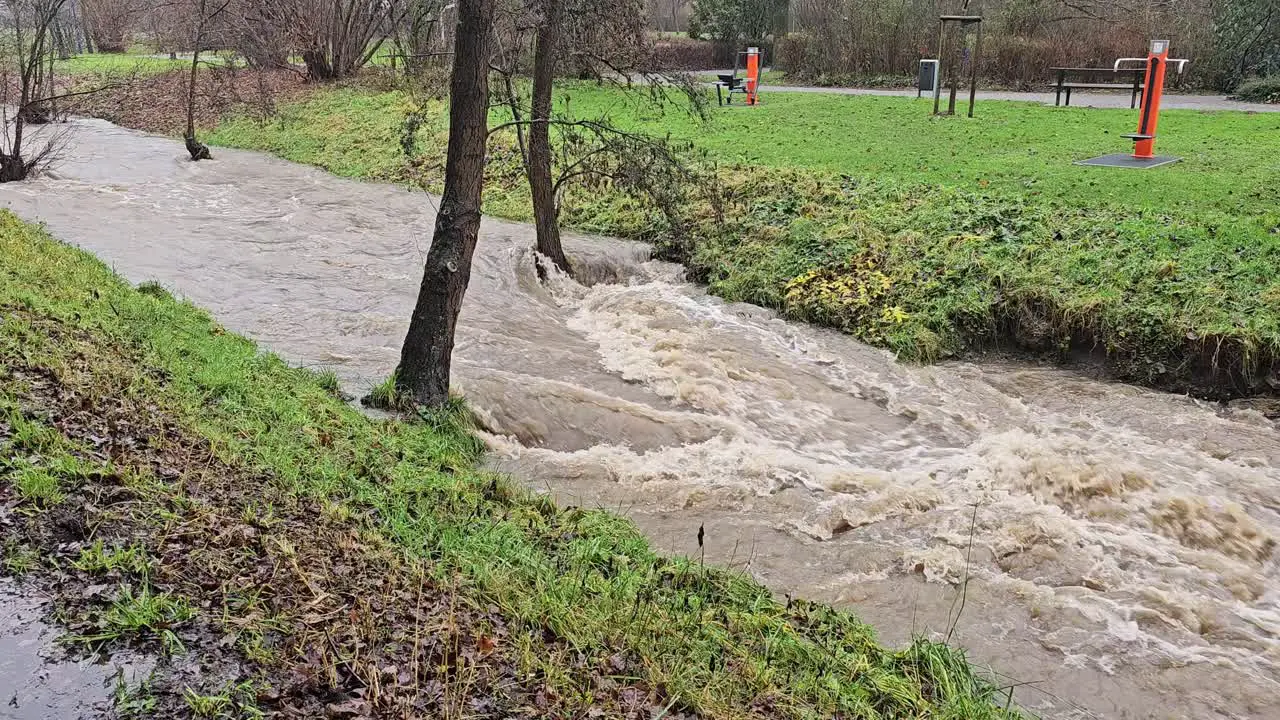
top-left (760, 84), bottom-right (1280, 112)
top-left (702, 71), bottom-right (1279, 112)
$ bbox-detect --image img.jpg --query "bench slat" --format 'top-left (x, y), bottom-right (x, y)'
top-left (1053, 83), bottom-right (1144, 89)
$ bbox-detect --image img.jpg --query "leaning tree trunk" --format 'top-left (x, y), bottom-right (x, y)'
top-left (526, 0), bottom-right (571, 275)
top-left (394, 0), bottom-right (497, 408)
top-left (184, 9), bottom-right (211, 162)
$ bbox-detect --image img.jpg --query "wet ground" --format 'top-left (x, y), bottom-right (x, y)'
top-left (0, 580), bottom-right (150, 720)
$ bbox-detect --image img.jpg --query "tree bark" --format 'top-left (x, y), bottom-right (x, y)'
top-left (527, 0), bottom-right (571, 274)
top-left (394, 0), bottom-right (496, 408)
top-left (303, 49), bottom-right (337, 80)
top-left (185, 1), bottom-right (212, 161)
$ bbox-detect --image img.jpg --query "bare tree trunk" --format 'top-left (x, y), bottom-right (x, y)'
top-left (185, 0), bottom-right (212, 161)
top-left (303, 48), bottom-right (337, 80)
top-left (527, 0), bottom-right (570, 274)
top-left (394, 0), bottom-right (496, 408)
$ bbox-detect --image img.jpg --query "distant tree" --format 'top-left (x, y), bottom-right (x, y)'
top-left (81, 0), bottom-right (141, 52)
top-left (389, 0), bottom-right (452, 75)
top-left (230, 0), bottom-right (395, 80)
top-left (688, 0), bottom-right (785, 43)
top-left (1, 0), bottom-right (73, 181)
top-left (1212, 0), bottom-right (1280, 87)
top-left (395, 0), bottom-right (499, 408)
top-left (494, 0), bottom-right (702, 275)
top-left (182, 0), bottom-right (232, 160)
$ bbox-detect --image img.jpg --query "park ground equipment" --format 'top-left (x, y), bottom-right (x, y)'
top-left (713, 47), bottom-right (763, 107)
top-left (1077, 40), bottom-right (1190, 169)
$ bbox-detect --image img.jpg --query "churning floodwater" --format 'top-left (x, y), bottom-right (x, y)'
top-left (3, 119), bottom-right (1278, 719)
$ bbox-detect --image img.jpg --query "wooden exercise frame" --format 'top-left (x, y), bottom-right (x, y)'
top-left (933, 14), bottom-right (983, 117)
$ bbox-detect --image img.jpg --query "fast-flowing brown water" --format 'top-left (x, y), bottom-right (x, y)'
top-left (4, 119), bottom-right (1278, 719)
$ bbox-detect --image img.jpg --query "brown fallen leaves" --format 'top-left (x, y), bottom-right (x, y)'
top-left (0, 313), bottom-right (679, 719)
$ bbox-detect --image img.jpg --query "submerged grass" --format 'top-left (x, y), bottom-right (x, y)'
top-left (206, 84), bottom-right (1280, 396)
top-left (0, 211), bottom-right (1018, 716)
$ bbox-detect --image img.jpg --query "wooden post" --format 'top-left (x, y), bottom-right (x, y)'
top-left (968, 21), bottom-right (982, 117)
top-left (933, 19), bottom-right (944, 115)
top-left (947, 33), bottom-right (958, 115)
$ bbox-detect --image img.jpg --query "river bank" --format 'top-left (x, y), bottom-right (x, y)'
top-left (211, 82), bottom-right (1280, 400)
top-left (63, 69), bottom-right (1280, 399)
top-left (0, 210), bottom-right (1017, 717)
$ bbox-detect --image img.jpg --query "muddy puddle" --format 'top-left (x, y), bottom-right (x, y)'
top-left (0, 580), bottom-right (151, 719)
top-left (2, 118), bottom-right (1278, 719)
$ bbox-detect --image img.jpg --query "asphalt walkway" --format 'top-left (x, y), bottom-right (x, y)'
top-left (756, 82), bottom-right (1280, 113)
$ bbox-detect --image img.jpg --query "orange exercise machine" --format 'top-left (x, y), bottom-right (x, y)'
top-left (1077, 40), bottom-right (1190, 169)
top-left (713, 47), bottom-right (763, 106)
top-left (745, 46), bottom-right (760, 106)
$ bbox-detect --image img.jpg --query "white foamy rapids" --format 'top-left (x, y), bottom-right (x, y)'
top-left (6, 118), bottom-right (1278, 718)
top-left (494, 262), bottom-right (1280, 698)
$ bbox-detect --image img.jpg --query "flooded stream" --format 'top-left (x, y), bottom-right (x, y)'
top-left (3, 119), bottom-right (1277, 719)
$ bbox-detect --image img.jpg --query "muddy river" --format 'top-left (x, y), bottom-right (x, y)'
top-left (2, 119), bottom-right (1277, 719)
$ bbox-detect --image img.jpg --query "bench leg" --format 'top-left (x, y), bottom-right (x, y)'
top-left (1055, 86), bottom-right (1061, 106)
top-left (1065, 88), bottom-right (1072, 106)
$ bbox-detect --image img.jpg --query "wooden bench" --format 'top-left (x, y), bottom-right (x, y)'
top-left (714, 73), bottom-right (747, 106)
top-left (1049, 67), bottom-right (1145, 108)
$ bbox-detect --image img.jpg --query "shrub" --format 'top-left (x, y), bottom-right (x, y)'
top-left (1231, 76), bottom-right (1280, 103)
top-left (646, 37), bottom-right (718, 70)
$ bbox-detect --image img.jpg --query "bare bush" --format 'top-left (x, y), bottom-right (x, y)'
top-left (1, 0), bottom-right (73, 180)
top-left (82, 0), bottom-right (142, 52)
top-left (230, 0), bottom-right (394, 80)
top-left (780, 0), bottom-right (1221, 89)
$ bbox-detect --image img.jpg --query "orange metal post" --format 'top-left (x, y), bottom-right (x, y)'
top-left (745, 47), bottom-right (760, 106)
top-left (1133, 40), bottom-right (1169, 159)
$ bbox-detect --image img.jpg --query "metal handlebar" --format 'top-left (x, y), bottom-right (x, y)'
top-left (1114, 57), bottom-right (1191, 74)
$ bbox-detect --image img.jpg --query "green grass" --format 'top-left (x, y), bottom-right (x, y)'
top-left (72, 541), bottom-right (154, 577)
top-left (183, 683), bottom-right (262, 720)
top-left (53, 53), bottom-right (190, 77)
top-left (205, 84), bottom-right (1280, 394)
top-left (1, 211), bottom-right (1018, 716)
top-left (71, 584), bottom-right (197, 654)
top-left (558, 85), bottom-right (1280, 216)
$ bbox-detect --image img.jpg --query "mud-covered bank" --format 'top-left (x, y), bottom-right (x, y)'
top-left (988, 306), bottom-right (1279, 401)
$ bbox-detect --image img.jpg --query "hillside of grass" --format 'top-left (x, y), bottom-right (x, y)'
top-left (0, 211), bottom-right (1018, 718)
top-left (201, 85), bottom-right (1280, 398)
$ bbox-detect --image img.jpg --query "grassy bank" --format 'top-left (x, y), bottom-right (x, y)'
top-left (202, 84), bottom-right (1280, 397)
top-left (0, 211), bottom-right (1017, 717)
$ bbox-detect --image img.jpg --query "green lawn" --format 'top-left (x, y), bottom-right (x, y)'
top-left (560, 85), bottom-right (1280, 217)
top-left (205, 84), bottom-right (1280, 397)
top-left (0, 210), bottom-right (1018, 718)
top-left (54, 53), bottom-right (188, 76)
top-left (54, 51), bottom-right (244, 79)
